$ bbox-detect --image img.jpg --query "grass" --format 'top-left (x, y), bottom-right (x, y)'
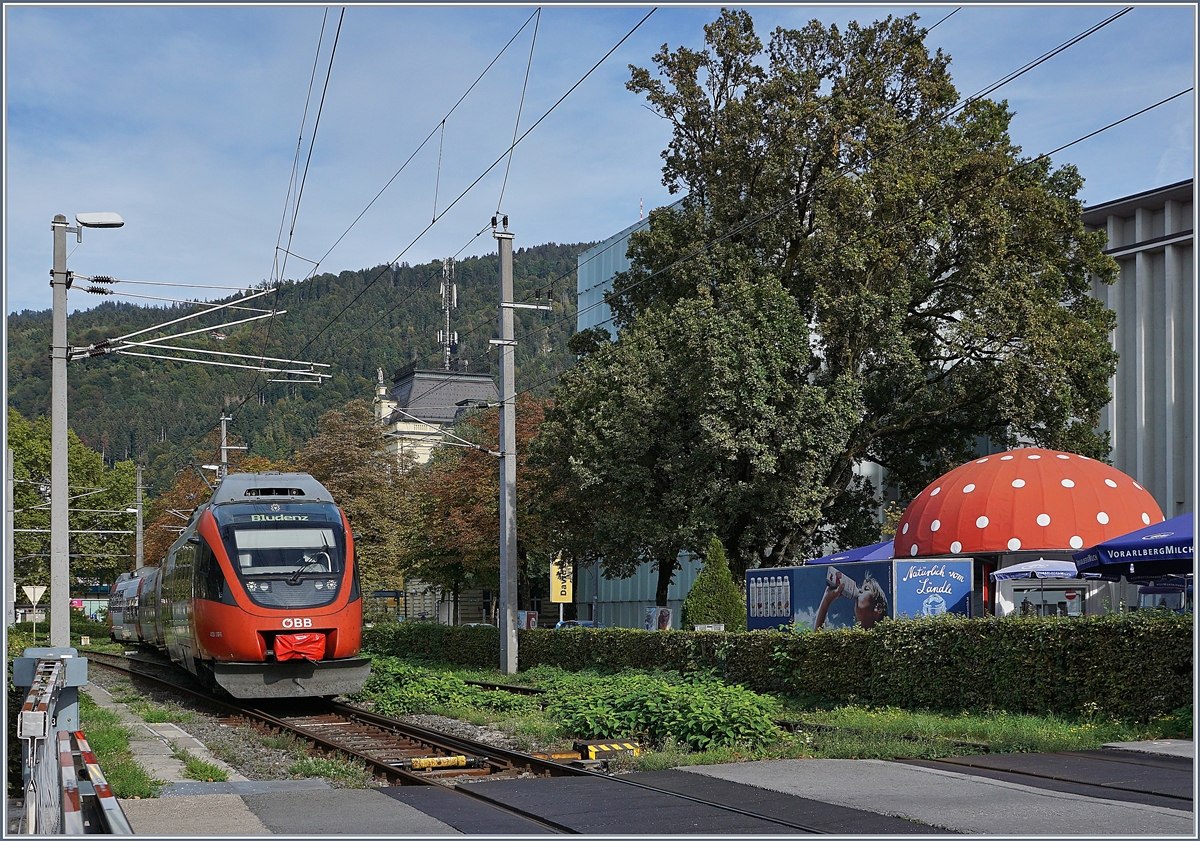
top-left (79, 692), bottom-right (162, 799)
top-left (127, 700), bottom-right (196, 725)
top-left (356, 655), bottom-right (1187, 769)
top-left (287, 753), bottom-right (376, 788)
top-left (785, 705), bottom-right (1160, 756)
top-left (171, 747), bottom-right (229, 783)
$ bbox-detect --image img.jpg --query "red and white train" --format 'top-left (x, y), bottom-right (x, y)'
top-left (109, 472), bottom-right (370, 699)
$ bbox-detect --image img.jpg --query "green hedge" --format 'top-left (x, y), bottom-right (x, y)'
top-left (361, 612), bottom-right (1192, 721)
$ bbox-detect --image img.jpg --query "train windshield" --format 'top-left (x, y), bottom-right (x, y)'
top-left (230, 526), bottom-right (344, 576)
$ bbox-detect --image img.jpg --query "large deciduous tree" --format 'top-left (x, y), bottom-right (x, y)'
top-left (543, 10), bottom-right (1117, 576)
top-left (400, 395), bottom-right (552, 618)
top-left (289, 400), bottom-right (413, 594)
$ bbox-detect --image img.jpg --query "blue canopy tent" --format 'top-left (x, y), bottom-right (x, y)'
top-left (1074, 512), bottom-right (1194, 581)
top-left (807, 540), bottom-right (894, 565)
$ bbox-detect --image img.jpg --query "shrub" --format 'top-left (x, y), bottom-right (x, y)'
top-left (364, 612), bottom-right (1192, 721)
top-left (544, 672), bottom-right (781, 750)
top-left (352, 657), bottom-right (537, 717)
top-left (681, 538), bottom-right (747, 631)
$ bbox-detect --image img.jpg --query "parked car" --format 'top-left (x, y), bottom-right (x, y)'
top-left (554, 619), bottom-right (603, 629)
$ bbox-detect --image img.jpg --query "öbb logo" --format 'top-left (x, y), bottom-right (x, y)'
top-left (282, 617), bottom-right (313, 628)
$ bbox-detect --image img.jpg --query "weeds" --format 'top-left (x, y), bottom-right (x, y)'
top-left (78, 692), bottom-right (161, 799)
top-left (287, 753), bottom-right (375, 788)
top-left (172, 747), bottom-right (229, 783)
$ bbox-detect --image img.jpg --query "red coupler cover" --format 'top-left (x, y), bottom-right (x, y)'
top-left (275, 632), bottom-right (326, 661)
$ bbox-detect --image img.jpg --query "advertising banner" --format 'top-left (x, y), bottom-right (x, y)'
top-left (643, 606), bottom-right (673, 630)
top-left (746, 569), bottom-right (795, 630)
top-left (793, 562), bottom-right (893, 631)
top-left (892, 560), bottom-right (973, 618)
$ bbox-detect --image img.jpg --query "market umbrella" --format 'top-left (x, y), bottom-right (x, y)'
top-left (989, 558), bottom-right (1092, 615)
top-left (1074, 512), bottom-right (1194, 580)
top-left (989, 558), bottom-right (1083, 580)
top-left (807, 540), bottom-right (894, 565)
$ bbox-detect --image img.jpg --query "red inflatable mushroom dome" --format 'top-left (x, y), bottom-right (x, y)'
top-left (894, 448), bottom-right (1164, 558)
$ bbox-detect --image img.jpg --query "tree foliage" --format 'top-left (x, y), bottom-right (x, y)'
top-left (544, 10), bottom-right (1117, 572)
top-left (399, 395), bottom-right (552, 611)
top-left (289, 400), bottom-right (414, 595)
top-left (681, 537), bottom-right (747, 632)
top-left (7, 408), bottom-right (136, 588)
top-left (6, 243), bottom-right (588, 497)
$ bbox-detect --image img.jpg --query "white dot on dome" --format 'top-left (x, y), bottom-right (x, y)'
top-left (1061, 478), bottom-right (1075, 488)
top-left (902, 523), bottom-right (909, 535)
top-left (1056, 454), bottom-right (1070, 460)
top-left (1027, 454), bottom-right (1041, 460)
top-left (1012, 478), bottom-right (1026, 488)
top-left (931, 520), bottom-right (941, 532)
top-left (1104, 479), bottom-right (1118, 488)
top-left (1133, 482), bottom-right (1144, 490)
top-left (930, 487), bottom-right (941, 496)
top-left (1097, 511), bottom-right (1109, 525)
top-left (1142, 512), bottom-right (1151, 525)
top-left (1037, 513), bottom-right (1051, 526)
top-left (963, 483), bottom-right (976, 493)
top-left (976, 458), bottom-right (989, 464)
top-left (950, 541), bottom-right (962, 553)
top-left (976, 516), bottom-right (989, 528)
top-left (1007, 537), bottom-right (1021, 551)
top-left (910, 544), bottom-right (919, 556)
top-left (1000, 455), bottom-right (1014, 460)
top-left (1070, 535), bottom-right (1084, 549)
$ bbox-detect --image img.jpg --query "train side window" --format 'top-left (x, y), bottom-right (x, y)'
top-left (195, 541), bottom-right (226, 602)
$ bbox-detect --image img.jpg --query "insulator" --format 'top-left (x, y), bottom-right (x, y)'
top-left (84, 285), bottom-right (113, 295)
top-left (91, 275), bottom-right (116, 284)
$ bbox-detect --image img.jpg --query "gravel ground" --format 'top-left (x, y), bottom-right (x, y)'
top-left (85, 663), bottom-right (542, 789)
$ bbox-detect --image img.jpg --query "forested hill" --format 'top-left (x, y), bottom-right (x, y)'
top-left (7, 241), bottom-right (589, 493)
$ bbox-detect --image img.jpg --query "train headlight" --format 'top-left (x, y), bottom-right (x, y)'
top-left (314, 581), bottom-right (324, 590)
top-left (246, 581), bottom-right (258, 592)
top-left (259, 581), bottom-right (271, 592)
top-left (326, 580), bottom-right (337, 591)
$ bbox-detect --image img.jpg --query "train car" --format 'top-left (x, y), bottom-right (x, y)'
top-left (109, 568), bottom-right (153, 642)
top-left (111, 471), bottom-right (370, 699)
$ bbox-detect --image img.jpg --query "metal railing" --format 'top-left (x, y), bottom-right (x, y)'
top-left (14, 651), bottom-right (132, 834)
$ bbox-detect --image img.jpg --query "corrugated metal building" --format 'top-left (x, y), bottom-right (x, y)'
top-left (1083, 179), bottom-right (1195, 519)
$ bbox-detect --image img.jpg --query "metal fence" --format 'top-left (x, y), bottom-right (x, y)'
top-left (14, 652), bottom-right (132, 834)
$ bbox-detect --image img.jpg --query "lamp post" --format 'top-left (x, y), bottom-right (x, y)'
top-left (49, 211), bottom-right (123, 647)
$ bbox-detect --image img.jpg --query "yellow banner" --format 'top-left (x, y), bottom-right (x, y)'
top-left (550, 554), bottom-right (573, 603)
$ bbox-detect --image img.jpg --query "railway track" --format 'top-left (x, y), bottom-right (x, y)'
top-left (85, 649), bottom-right (834, 833)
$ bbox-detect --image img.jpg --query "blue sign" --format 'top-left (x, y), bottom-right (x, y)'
top-left (893, 560), bottom-right (972, 618)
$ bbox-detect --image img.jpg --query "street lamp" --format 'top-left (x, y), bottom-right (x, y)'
top-left (49, 212), bottom-right (123, 648)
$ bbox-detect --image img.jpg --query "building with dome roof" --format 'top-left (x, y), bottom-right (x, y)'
top-left (895, 447), bottom-right (1167, 616)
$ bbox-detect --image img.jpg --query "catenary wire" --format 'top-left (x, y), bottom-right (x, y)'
top-left (159, 8), bottom-right (656, 478)
top-left (399, 7), bottom-right (1137, 410)
top-left (504, 86), bottom-right (1194, 405)
top-left (497, 8), bottom-right (541, 214)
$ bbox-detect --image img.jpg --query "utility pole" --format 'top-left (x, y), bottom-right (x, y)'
top-left (493, 218), bottom-right (518, 674)
top-left (135, 464), bottom-right (144, 570)
top-left (48, 210), bottom-right (123, 645)
top-left (5, 449), bottom-right (14, 626)
top-left (50, 215), bottom-right (71, 647)
top-left (218, 414), bottom-right (246, 481)
top-left (438, 258), bottom-right (458, 371)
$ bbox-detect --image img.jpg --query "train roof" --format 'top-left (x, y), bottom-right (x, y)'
top-left (209, 472), bottom-right (335, 506)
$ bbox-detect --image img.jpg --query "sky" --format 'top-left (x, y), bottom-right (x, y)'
top-left (3, 3), bottom-right (1195, 317)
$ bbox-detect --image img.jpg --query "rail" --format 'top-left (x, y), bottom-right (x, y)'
top-left (13, 649), bottom-right (133, 834)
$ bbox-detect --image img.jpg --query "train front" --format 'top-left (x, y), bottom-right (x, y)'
top-left (196, 474), bottom-right (370, 699)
